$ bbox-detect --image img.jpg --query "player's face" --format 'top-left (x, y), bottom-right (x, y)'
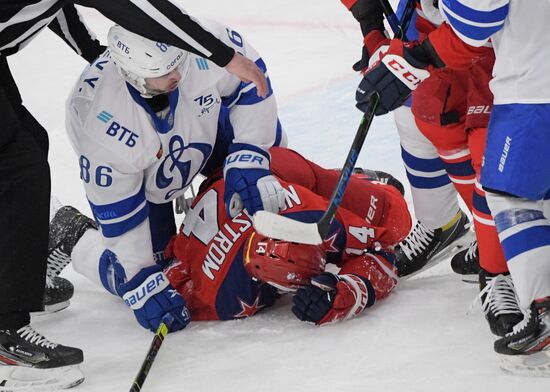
top-left (144, 68), bottom-right (182, 95)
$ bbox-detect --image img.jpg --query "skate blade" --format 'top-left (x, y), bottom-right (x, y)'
top-left (0, 365), bottom-right (84, 391)
top-left (33, 301), bottom-right (70, 316)
top-left (460, 276), bottom-right (478, 284)
top-left (499, 350), bottom-right (550, 378)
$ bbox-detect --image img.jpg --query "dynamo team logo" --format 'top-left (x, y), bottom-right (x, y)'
top-left (156, 135), bottom-right (212, 200)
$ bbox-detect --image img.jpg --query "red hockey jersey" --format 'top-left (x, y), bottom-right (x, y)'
top-left (166, 148), bottom-right (411, 321)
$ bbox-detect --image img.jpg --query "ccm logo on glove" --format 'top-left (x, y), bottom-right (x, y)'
top-left (381, 55), bottom-right (429, 90)
top-left (123, 272), bottom-right (169, 309)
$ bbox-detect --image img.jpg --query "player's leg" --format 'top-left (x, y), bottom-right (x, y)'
top-left (0, 62), bottom-right (84, 389)
top-left (269, 146), bottom-right (412, 244)
top-left (465, 126), bottom-right (522, 336)
top-left (393, 107), bottom-right (471, 276)
top-left (482, 104), bottom-right (550, 371)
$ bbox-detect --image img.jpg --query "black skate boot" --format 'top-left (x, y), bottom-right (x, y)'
top-left (479, 269), bottom-right (523, 337)
top-left (37, 206), bottom-right (97, 315)
top-left (451, 240), bottom-right (480, 283)
top-left (352, 168), bottom-right (405, 196)
top-left (48, 206), bottom-right (97, 277)
top-left (0, 325), bottom-right (84, 390)
top-left (495, 297), bottom-right (550, 377)
top-left (42, 276), bottom-right (75, 314)
top-left (395, 210), bottom-right (471, 277)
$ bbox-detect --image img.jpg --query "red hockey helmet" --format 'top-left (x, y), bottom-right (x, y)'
top-left (244, 231), bottom-right (327, 291)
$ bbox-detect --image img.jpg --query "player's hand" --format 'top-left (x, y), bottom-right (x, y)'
top-left (356, 39), bottom-right (430, 115)
top-left (120, 265), bottom-right (191, 333)
top-left (223, 144), bottom-right (285, 217)
top-left (225, 52), bottom-right (268, 98)
top-left (292, 272), bottom-right (370, 325)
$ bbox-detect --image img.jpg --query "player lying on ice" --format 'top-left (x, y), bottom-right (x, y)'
top-left (51, 147), bottom-right (411, 328)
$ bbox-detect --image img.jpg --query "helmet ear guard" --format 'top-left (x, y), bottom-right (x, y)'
top-left (107, 25), bottom-right (190, 97)
top-left (244, 231), bottom-right (327, 292)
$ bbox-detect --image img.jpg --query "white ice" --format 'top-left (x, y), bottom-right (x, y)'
top-left (7, 1), bottom-right (549, 391)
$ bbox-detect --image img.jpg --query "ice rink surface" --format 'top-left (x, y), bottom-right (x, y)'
top-left (7, 1), bottom-right (549, 391)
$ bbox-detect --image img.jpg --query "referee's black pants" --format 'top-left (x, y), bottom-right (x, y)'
top-left (0, 56), bottom-right (50, 330)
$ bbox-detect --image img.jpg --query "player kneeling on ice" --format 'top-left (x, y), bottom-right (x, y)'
top-left (61, 22), bottom-right (287, 333)
top-left (165, 147), bottom-right (411, 323)
top-left (52, 148), bottom-right (410, 327)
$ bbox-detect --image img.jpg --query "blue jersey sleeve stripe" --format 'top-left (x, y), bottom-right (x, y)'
top-left (441, 0), bottom-right (509, 25)
top-left (99, 204), bottom-right (149, 238)
top-left (443, 9), bottom-right (504, 41)
top-left (88, 184), bottom-right (146, 222)
top-left (222, 58), bottom-right (273, 107)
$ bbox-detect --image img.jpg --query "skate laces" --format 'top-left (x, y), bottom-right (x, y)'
top-left (475, 274), bottom-right (521, 317)
top-left (399, 222), bottom-right (434, 260)
top-left (464, 241), bottom-right (478, 261)
top-left (47, 249), bottom-right (71, 278)
top-left (17, 326), bottom-right (58, 349)
top-left (509, 297), bottom-right (550, 336)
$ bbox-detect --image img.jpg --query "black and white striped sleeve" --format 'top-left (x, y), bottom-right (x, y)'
top-left (48, 4), bottom-right (105, 63)
top-left (76, 0), bottom-right (235, 67)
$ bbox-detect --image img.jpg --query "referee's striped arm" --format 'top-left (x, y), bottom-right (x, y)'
top-left (440, 0), bottom-right (509, 47)
top-left (81, 0), bottom-right (235, 66)
top-left (48, 5), bottom-right (104, 63)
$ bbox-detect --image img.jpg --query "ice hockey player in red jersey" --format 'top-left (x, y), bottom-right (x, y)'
top-left (351, 0), bottom-right (523, 337)
top-left (165, 147), bottom-right (410, 323)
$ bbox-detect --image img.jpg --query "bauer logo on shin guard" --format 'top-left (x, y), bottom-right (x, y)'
top-left (123, 272), bottom-right (169, 310)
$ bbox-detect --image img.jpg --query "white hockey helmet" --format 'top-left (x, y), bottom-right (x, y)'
top-left (107, 25), bottom-right (189, 97)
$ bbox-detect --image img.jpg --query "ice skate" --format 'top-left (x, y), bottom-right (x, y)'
top-left (395, 210), bottom-right (472, 278)
top-left (34, 206), bottom-right (96, 316)
top-left (450, 239), bottom-right (479, 283)
top-left (0, 326), bottom-right (84, 391)
top-left (478, 269), bottom-right (523, 337)
top-left (496, 297), bottom-right (550, 377)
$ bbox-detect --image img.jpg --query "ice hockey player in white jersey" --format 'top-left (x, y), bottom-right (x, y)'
top-left (63, 22), bottom-right (287, 334)
top-left (437, 0), bottom-right (550, 376)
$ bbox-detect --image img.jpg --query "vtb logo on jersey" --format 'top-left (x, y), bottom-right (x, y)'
top-left (156, 135), bottom-right (212, 200)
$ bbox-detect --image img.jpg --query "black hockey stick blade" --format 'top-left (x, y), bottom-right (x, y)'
top-left (129, 313), bottom-right (174, 392)
top-left (253, 93), bottom-right (379, 245)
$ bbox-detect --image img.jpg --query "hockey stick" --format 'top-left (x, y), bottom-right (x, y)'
top-left (378, 0), bottom-right (415, 41)
top-left (253, 93), bottom-right (379, 245)
top-left (129, 313), bottom-right (174, 392)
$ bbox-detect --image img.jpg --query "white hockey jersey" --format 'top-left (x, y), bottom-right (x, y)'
top-left (440, 0), bottom-right (550, 104)
top-left (65, 20), bottom-right (284, 278)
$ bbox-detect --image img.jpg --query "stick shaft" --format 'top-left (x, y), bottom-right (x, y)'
top-left (129, 314), bottom-right (174, 392)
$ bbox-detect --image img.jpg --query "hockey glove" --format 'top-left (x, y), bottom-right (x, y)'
top-left (292, 272), bottom-right (371, 325)
top-left (223, 143), bottom-right (285, 217)
top-left (353, 30), bottom-right (390, 74)
top-left (120, 265), bottom-right (191, 333)
top-left (356, 39), bottom-right (431, 115)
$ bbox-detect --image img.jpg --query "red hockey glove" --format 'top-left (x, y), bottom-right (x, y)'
top-left (356, 39), bottom-right (431, 115)
top-left (292, 272), bottom-right (372, 325)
